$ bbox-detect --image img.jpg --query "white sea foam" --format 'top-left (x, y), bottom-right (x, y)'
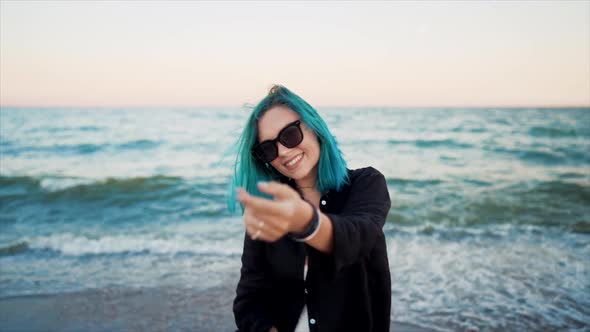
top-left (24, 232), bottom-right (242, 257)
top-left (39, 177), bottom-right (97, 192)
top-left (388, 230), bottom-right (590, 331)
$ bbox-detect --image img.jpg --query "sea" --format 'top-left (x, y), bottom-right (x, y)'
top-left (0, 107), bottom-right (589, 331)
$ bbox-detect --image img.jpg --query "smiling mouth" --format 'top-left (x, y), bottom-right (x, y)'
top-left (284, 153), bottom-right (303, 168)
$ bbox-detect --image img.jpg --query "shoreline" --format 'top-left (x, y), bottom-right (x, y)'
top-left (0, 286), bottom-right (436, 332)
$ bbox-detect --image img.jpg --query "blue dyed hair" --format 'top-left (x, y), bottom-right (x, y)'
top-left (228, 85), bottom-right (349, 212)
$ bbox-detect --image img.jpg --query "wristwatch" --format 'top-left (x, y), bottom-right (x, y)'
top-left (288, 200), bottom-right (321, 242)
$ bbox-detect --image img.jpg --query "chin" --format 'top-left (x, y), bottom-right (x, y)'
top-left (287, 164), bottom-right (314, 181)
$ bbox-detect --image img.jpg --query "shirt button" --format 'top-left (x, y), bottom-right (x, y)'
top-left (310, 318), bottom-right (316, 325)
top-left (304, 288), bottom-right (308, 294)
top-left (321, 200), bottom-right (326, 206)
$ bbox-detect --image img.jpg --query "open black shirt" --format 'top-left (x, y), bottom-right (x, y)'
top-left (234, 167), bottom-right (392, 332)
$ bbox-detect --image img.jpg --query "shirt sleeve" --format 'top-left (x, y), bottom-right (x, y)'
top-left (233, 233), bottom-right (275, 332)
top-left (325, 167), bottom-right (391, 275)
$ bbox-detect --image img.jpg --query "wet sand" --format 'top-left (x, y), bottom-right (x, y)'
top-left (0, 284), bottom-right (435, 332)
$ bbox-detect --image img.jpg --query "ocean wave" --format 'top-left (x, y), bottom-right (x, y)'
top-left (451, 126), bottom-right (486, 133)
top-left (0, 174), bottom-right (228, 203)
top-left (387, 138), bottom-right (474, 149)
top-left (528, 126), bottom-right (581, 138)
top-left (0, 176), bottom-right (41, 194)
top-left (116, 139), bottom-right (161, 150)
top-left (1, 174), bottom-right (179, 192)
top-left (460, 180), bottom-right (589, 229)
top-left (386, 177), bottom-right (444, 188)
top-left (491, 146), bottom-right (588, 165)
top-left (0, 241), bottom-right (29, 256)
top-left (2, 233), bottom-right (241, 257)
top-left (388, 179), bottom-right (590, 232)
top-left (571, 222), bottom-right (590, 234)
top-left (26, 125), bottom-right (103, 133)
top-left (2, 139), bottom-right (162, 156)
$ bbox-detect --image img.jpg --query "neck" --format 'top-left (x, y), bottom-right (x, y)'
top-left (295, 180), bottom-right (316, 190)
top-left (295, 167), bottom-right (318, 190)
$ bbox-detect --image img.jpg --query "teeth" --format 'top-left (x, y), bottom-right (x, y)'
top-left (285, 154), bottom-right (302, 167)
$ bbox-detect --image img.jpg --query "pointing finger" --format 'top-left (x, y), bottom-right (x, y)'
top-left (237, 189), bottom-right (285, 218)
top-left (257, 181), bottom-right (298, 200)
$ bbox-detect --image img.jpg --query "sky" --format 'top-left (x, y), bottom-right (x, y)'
top-left (1, 0), bottom-right (589, 108)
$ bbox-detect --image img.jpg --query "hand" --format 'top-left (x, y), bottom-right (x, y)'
top-left (237, 182), bottom-right (313, 242)
top-left (269, 327), bottom-right (278, 332)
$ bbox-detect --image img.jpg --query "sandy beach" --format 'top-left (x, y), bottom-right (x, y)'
top-left (0, 283), bottom-right (435, 332)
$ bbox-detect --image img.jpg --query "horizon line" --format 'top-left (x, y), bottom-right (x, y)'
top-left (2, 103), bottom-right (589, 109)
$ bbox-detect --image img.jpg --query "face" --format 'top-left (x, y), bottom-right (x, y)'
top-left (257, 105), bottom-right (320, 185)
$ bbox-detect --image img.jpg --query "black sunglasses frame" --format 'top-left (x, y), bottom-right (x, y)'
top-left (252, 120), bottom-right (303, 163)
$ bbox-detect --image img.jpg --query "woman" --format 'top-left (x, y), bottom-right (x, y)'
top-left (230, 85), bottom-right (391, 332)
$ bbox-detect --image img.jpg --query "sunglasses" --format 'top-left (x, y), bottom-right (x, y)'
top-left (252, 120), bottom-right (304, 163)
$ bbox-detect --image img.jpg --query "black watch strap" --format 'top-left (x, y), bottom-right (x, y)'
top-left (288, 201), bottom-right (320, 242)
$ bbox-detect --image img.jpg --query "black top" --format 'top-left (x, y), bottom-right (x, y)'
top-left (233, 167), bottom-right (392, 332)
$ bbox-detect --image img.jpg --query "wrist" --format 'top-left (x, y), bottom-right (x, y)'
top-left (289, 200), bottom-right (320, 242)
top-left (291, 200), bottom-right (314, 233)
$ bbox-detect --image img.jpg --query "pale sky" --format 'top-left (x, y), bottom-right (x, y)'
top-left (1, 0), bottom-right (589, 107)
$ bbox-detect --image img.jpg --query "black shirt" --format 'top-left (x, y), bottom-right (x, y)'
top-left (233, 167), bottom-right (392, 332)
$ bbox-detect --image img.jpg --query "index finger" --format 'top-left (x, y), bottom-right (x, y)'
top-left (257, 181), bottom-right (298, 200)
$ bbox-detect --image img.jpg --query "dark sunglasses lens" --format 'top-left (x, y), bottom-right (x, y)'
top-left (280, 124), bottom-right (303, 148)
top-left (256, 142), bottom-right (278, 162)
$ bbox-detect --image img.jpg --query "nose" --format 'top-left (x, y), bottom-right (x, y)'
top-left (276, 141), bottom-right (291, 158)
